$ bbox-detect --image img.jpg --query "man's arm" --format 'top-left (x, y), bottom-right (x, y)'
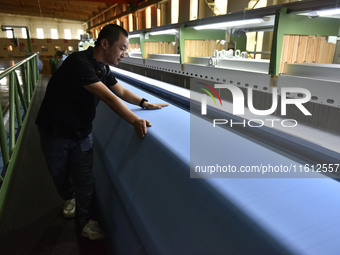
top-left (84, 81), bottom-right (150, 139)
top-left (109, 82), bottom-right (168, 109)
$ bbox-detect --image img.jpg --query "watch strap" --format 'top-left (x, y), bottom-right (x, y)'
top-left (139, 98), bottom-right (148, 108)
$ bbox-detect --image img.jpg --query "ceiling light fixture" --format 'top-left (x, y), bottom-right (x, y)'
top-left (316, 8), bottom-right (340, 17)
top-left (193, 18), bottom-right (264, 30)
top-left (149, 29), bottom-right (178, 35)
top-left (129, 34), bottom-right (140, 38)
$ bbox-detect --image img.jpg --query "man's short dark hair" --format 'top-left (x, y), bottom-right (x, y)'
top-left (56, 50), bottom-right (63, 57)
top-left (95, 24), bottom-right (128, 47)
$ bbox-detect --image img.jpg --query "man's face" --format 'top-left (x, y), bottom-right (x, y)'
top-left (105, 33), bottom-right (129, 66)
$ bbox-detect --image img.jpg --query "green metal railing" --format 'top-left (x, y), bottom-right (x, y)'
top-left (0, 53), bottom-right (39, 183)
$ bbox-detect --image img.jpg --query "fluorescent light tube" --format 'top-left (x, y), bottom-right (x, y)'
top-left (316, 8), bottom-right (340, 17)
top-left (149, 29), bottom-right (178, 35)
top-left (193, 18), bottom-right (263, 30)
top-left (129, 34), bottom-right (140, 38)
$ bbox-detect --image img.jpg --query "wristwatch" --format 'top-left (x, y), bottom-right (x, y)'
top-left (139, 98), bottom-right (148, 108)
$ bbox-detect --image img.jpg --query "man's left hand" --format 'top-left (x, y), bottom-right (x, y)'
top-left (143, 102), bottom-right (169, 110)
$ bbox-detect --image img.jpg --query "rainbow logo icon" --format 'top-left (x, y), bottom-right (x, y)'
top-left (198, 82), bottom-right (222, 106)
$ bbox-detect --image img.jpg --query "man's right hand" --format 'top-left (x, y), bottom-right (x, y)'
top-left (132, 118), bottom-right (152, 139)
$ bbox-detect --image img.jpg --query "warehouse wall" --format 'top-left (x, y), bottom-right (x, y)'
top-left (0, 13), bottom-right (83, 73)
top-left (0, 13), bottom-right (84, 40)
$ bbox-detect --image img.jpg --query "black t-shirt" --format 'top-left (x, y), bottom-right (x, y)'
top-left (36, 47), bottom-right (117, 139)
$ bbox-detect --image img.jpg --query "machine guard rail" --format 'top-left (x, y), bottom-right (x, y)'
top-left (0, 54), bottom-right (38, 186)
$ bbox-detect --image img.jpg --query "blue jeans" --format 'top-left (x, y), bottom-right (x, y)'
top-left (38, 129), bottom-right (95, 227)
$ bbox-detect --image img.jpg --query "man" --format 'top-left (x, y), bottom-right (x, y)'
top-left (36, 24), bottom-right (168, 240)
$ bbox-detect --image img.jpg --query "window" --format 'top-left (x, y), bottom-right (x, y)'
top-left (215, 0), bottom-right (228, 15)
top-left (37, 28), bottom-right (44, 39)
top-left (146, 7), bottom-right (151, 29)
top-left (128, 14), bottom-right (133, 32)
top-left (21, 28), bottom-right (27, 39)
top-left (171, 0), bottom-right (179, 24)
top-left (248, 0), bottom-right (267, 9)
top-left (77, 29), bottom-right (84, 40)
top-left (51, 29), bottom-right (58, 39)
top-left (190, 0), bottom-right (198, 20)
top-left (64, 29), bottom-right (71, 40)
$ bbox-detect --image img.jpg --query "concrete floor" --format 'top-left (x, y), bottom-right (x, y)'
top-left (0, 74), bottom-right (110, 255)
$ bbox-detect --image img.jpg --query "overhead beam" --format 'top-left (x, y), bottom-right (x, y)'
top-left (0, 5), bottom-right (96, 21)
top-left (87, 0), bottom-right (164, 29)
top-left (0, 0), bottom-right (114, 21)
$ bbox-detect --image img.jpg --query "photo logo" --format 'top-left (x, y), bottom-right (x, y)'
top-left (199, 82), bottom-right (223, 107)
top-left (199, 84), bottom-right (312, 128)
